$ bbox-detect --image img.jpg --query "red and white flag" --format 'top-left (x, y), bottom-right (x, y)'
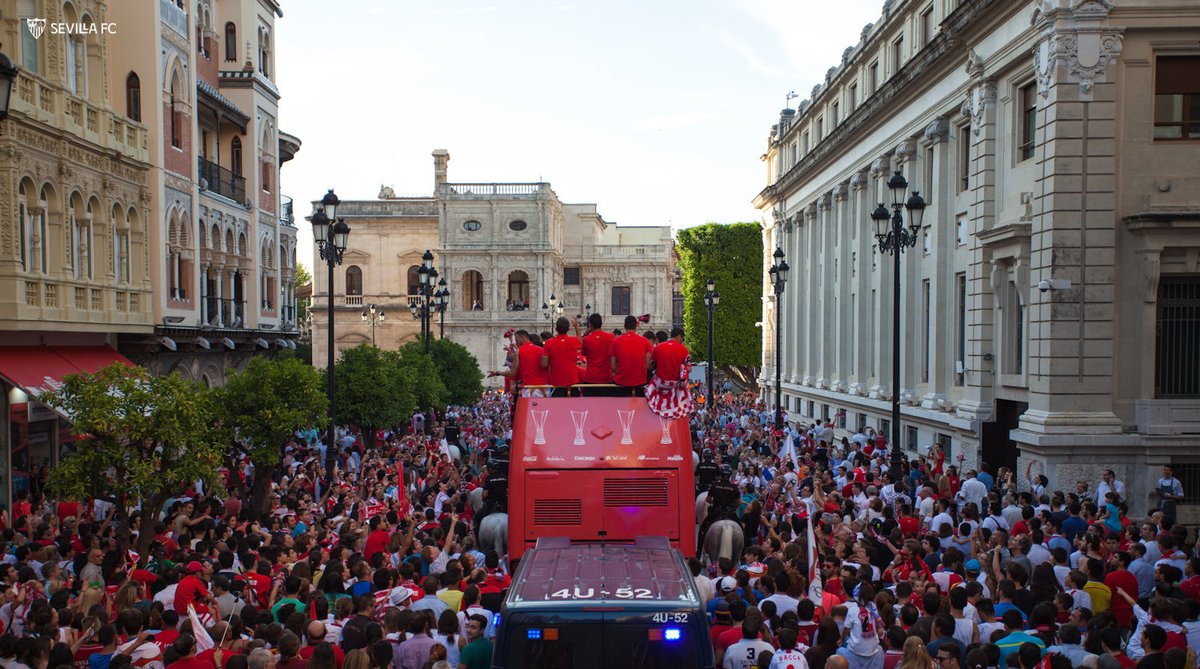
top-left (806, 501), bottom-right (823, 604)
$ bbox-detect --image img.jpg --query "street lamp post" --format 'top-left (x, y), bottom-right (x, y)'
top-left (361, 303), bottom-right (385, 345)
top-left (870, 170), bottom-right (927, 475)
top-left (409, 250), bottom-right (437, 353)
top-left (541, 293), bottom-right (562, 325)
top-left (311, 189), bottom-right (349, 474)
top-left (704, 278), bottom-right (720, 406)
top-left (435, 277), bottom-right (449, 339)
top-left (0, 48), bottom-right (18, 120)
top-left (768, 249), bottom-right (789, 431)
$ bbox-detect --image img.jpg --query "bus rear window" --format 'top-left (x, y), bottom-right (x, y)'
top-left (524, 640), bottom-right (573, 668)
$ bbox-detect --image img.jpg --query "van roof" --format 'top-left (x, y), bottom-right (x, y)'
top-left (507, 537), bottom-right (699, 607)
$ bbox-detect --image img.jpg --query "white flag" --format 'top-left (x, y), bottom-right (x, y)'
top-left (806, 501), bottom-right (823, 604)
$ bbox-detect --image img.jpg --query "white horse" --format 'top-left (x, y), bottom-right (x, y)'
top-left (695, 491), bottom-right (710, 528)
top-left (468, 487), bottom-right (485, 515)
top-left (702, 519), bottom-right (744, 566)
top-left (478, 512), bottom-right (508, 561)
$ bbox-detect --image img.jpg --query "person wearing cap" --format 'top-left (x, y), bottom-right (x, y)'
top-left (173, 561), bottom-right (214, 616)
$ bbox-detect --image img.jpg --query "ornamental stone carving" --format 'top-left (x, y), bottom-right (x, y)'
top-left (924, 117), bottom-right (950, 143)
top-left (849, 170), bottom-right (869, 191)
top-left (967, 79), bottom-right (998, 136)
top-left (805, 202), bottom-right (819, 221)
top-left (818, 193), bottom-right (832, 211)
top-left (861, 23), bottom-right (874, 41)
top-left (1032, 0), bottom-right (1123, 100)
top-left (894, 140), bottom-right (918, 163)
top-left (870, 157), bottom-right (888, 177)
top-left (832, 183), bottom-right (849, 202)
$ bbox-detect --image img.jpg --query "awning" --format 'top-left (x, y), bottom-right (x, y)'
top-left (0, 345), bottom-right (134, 399)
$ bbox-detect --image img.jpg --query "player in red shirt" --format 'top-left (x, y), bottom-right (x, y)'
top-left (649, 329), bottom-right (689, 383)
top-left (610, 316), bottom-right (653, 393)
top-left (580, 313), bottom-right (615, 384)
top-left (541, 317), bottom-right (582, 391)
top-left (486, 330), bottom-right (549, 390)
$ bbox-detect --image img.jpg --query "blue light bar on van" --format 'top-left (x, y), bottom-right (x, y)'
top-left (527, 629), bottom-right (542, 640)
top-left (664, 628), bottom-right (681, 641)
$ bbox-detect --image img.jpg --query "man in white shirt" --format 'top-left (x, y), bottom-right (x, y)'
top-left (958, 470), bottom-right (988, 514)
top-left (1095, 469), bottom-right (1126, 505)
top-left (930, 499), bottom-right (955, 534)
top-left (724, 619), bottom-right (775, 669)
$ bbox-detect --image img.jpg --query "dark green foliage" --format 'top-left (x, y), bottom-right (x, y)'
top-left (676, 222), bottom-right (764, 370)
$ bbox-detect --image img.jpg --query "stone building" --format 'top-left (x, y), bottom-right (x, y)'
top-left (310, 151), bottom-right (676, 384)
top-left (0, 0), bottom-right (300, 507)
top-left (755, 0), bottom-right (1200, 517)
top-left (106, 0), bottom-right (301, 385)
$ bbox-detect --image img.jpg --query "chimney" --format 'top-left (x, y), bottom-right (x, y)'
top-left (432, 149), bottom-right (449, 192)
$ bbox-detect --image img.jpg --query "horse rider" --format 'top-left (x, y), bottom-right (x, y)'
top-left (696, 450), bottom-right (720, 496)
top-left (698, 464), bottom-right (739, 548)
top-left (474, 449), bottom-right (509, 535)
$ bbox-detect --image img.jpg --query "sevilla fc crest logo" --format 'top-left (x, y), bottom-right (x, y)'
top-left (26, 18), bottom-right (47, 39)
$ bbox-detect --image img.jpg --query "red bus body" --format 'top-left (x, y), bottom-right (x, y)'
top-left (508, 394), bottom-right (695, 560)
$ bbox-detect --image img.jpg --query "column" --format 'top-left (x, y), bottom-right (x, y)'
top-left (201, 267), bottom-right (209, 323)
top-left (869, 156), bottom-right (891, 399)
top-left (850, 170), bottom-right (870, 396)
top-left (893, 140), bottom-right (921, 406)
top-left (216, 266), bottom-right (225, 326)
top-left (922, 117), bottom-right (952, 409)
top-left (832, 182), bottom-right (851, 392)
top-left (803, 202), bottom-right (819, 387)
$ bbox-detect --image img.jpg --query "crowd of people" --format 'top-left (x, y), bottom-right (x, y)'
top-left (0, 311), bottom-right (1196, 669)
top-left (691, 397), bottom-right (1199, 669)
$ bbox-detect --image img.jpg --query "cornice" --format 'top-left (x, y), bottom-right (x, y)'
top-left (758, 0), bottom-right (1024, 208)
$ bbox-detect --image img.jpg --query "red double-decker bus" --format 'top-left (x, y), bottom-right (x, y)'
top-left (507, 391), bottom-right (695, 560)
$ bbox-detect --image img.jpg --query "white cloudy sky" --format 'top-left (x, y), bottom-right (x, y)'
top-left (278, 0), bottom-right (886, 269)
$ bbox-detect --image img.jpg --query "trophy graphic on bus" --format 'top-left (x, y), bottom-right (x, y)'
top-left (570, 410), bottom-right (589, 446)
top-left (659, 416), bottom-right (674, 445)
top-left (531, 410), bottom-right (549, 445)
top-left (617, 410), bottom-right (636, 445)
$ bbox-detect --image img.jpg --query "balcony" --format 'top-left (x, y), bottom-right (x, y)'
top-left (160, 0), bottom-right (188, 37)
top-left (281, 196), bottom-right (295, 227)
top-left (198, 157), bottom-right (246, 205)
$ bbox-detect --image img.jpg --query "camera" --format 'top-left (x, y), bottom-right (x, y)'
top-left (1037, 279), bottom-right (1051, 293)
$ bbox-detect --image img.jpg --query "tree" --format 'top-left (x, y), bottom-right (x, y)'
top-left (675, 222), bottom-right (764, 386)
top-left (332, 344), bottom-right (415, 449)
top-left (396, 343), bottom-right (449, 411)
top-left (42, 364), bottom-right (225, 560)
top-left (216, 356), bottom-right (328, 515)
top-left (399, 339), bottom-right (483, 407)
top-left (294, 262), bottom-right (312, 290)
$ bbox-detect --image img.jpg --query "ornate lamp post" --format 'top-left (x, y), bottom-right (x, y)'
top-left (311, 189), bottom-right (349, 473)
top-left (0, 48), bottom-right (18, 120)
top-left (435, 277), bottom-right (449, 339)
top-left (768, 248), bottom-right (789, 431)
top-left (870, 170), bottom-right (927, 475)
top-left (541, 293), bottom-right (562, 325)
top-left (704, 278), bottom-right (720, 406)
top-left (409, 250), bottom-right (437, 353)
top-left (361, 303), bottom-right (385, 345)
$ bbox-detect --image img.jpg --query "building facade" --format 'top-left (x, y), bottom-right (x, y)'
top-left (107, 0), bottom-right (301, 385)
top-left (310, 151), bottom-right (676, 384)
top-left (755, 0), bottom-right (1200, 516)
top-left (0, 0), bottom-right (300, 508)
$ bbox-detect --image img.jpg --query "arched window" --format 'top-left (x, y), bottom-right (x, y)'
top-left (462, 270), bottom-right (483, 310)
top-left (169, 67), bottom-right (183, 148)
top-left (345, 266), bottom-right (363, 296)
top-left (257, 27), bottom-right (271, 78)
top-left (126, 72), bottom-right (141, 122)
top-left (17, 182), bottom-right (29, 272)
top-left (507, 270), bottom-right (529, 309)
top-left (230, 136), bottom-right (242, 176)
top-left (224, 22), bottom-right (237, 61)
top-left (406, 265), bottom-right (421, 295)
top-left (36, 185), bottom-right (51, 274)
